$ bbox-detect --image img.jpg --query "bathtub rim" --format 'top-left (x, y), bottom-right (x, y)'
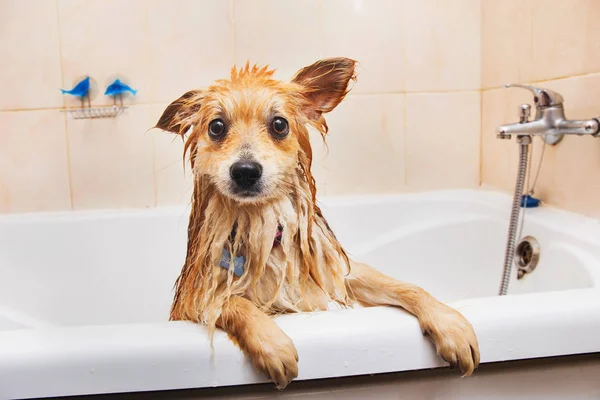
top-left (1, 288), bottom-right (600, 399)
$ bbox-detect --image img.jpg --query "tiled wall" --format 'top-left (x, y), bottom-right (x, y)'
top-left (0, 0), bottom-right (482, 213)
top-left (481, 0), bottom-right (600, 218)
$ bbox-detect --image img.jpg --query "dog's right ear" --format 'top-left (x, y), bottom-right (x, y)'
top-left (292, 57), bottom-right (357, 121)
top-left (155, 90), bottom-right (203, 134)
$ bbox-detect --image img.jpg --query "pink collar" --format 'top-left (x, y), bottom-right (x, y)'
top-left (273, 224), bottom-right (283, 247)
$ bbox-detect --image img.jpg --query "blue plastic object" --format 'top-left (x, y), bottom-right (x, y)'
top-left (219, 248), bottom-right (245, 277)
top-left (60, 76), bottom-right (90, 97)
top-left (104, 79), bottom-right (137, 96)
top-left (521, 194), bottom-right (541, 208)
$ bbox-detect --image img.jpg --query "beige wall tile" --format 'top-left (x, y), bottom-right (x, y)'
top-left (321, 0), bottom-right (405, 93)
top-left (406, 92), bottom-right (480, 189)
top-left (0, 0), bottom-right (63, 110)
top-left (531, 0), bottom-right (600, 81)
top-left (404, 0), bottom-right (481, 92)
top-left (146, 0), bottom-right (235, 103)
top-left (0, 110), bottom-right (71, 213)
top-left (152, 125), bottom-right (193, 207)
top-left (57, 0), bottom-right (149, 107)
top-left (585, 1), bottom-right (600, 74)
top-left (67, 105), bottom-right (158, 210)
top-left (233, 0), bottom-right (321, 81)
top-left (480, 87), bottom-right (532, 192)
top-left (319, 94), bottom-right (405, 195)
top-left (482, 0), bottom-right (532, 89)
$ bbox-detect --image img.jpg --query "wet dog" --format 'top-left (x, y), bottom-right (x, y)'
top-left (155, 58), bottom-right (480, 389)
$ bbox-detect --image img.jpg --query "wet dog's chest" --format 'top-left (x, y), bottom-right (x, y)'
top-left (242, 245), bottom-right (347, 313)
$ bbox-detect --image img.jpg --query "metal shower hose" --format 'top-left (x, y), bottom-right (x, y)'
top-left (499, 138), bottom-right (530, 295)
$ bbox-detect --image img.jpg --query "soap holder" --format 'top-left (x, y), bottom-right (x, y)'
top-left (59, 76), bottom-right (135, 120)
top-left (61, 105), bottom-right (128, 120)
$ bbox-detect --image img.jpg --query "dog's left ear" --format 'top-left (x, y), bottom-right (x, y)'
top-left (292, 57), bottom-right (357, 121)
top-left (155, 90), bottom-right (203, 134)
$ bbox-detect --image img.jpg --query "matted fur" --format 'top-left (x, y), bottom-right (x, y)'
top-left (162, 62), bottom-right (354, 339)
top-left (155, 59), bottom-right (480, 388)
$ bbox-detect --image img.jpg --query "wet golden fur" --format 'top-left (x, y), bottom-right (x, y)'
top-left (156, 58), bottom-right (480, 389)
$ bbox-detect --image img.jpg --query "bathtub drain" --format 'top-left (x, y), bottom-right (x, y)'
top-left (515, 236), bottom-right (540, 279)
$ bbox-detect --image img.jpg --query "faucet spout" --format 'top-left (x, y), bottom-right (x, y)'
top-left (497, 119), bottom-right (547, 137)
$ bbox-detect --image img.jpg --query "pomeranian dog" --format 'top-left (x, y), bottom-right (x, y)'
top-left (155, 57), bottom-right (479, 389)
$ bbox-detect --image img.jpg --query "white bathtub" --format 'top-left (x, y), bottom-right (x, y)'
top-left (1, 190), bottom-right (599, 399)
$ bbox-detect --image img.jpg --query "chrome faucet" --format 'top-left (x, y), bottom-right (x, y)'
top-left (496, 84), bottom-right (600, 294)
top-left (497, 84), bottom-right (600, 145)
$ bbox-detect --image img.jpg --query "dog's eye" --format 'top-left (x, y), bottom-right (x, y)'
top-left (270, 117), bottom-right (289, 138)
top-left (208, 119), bottom-right (227, 139)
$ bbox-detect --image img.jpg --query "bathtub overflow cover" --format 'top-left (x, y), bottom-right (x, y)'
top-left (515, 235), bottom-right (540, 279)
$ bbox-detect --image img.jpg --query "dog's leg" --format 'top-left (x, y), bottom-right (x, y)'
top-left (345, 261), bottom-right (480, 375)
top-left (217, 296), bottom-right (298, 389)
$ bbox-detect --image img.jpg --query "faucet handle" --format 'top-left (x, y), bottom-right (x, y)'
top-left (519, 104), bottom-right (531, 123)
top-left (504, 84), bottom-right (564, 107)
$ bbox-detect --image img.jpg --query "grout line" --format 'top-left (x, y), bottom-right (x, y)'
top-left (479, 0), bottom-right (484, 188)
top-left (317, 0), bottom-right (324, 59)
top-left (345, 90), bottom-right (483, 97)
top-left (0, 102), bottom-right (169, 113)
top-left (478, 0), bottom-right (483, 187)
top-left (400, 2), bottom-right (408, 189)
top-left (478, 89), bottom-right (483, 187)
top-left (380, 88), bottom-right (482, 95)
top-left (529, 0), bottom-right (534, 83)
top-left (54, 0), bottom-right (66, 109)
top-left (54, 0), bottom-right (74, 209)
top-left (482, 71), bottom-right (600, 91)
top-left (402, 92), bottom-right (408, 188)
top-left (0, 106), bottom-right (75, 113)
top-left (0, 90), bottom-right (491, 114)
top-left (401, 0), bottom-right (408, 189)
top-left (61, 109), bottom-right (75, 210)
top-left (151, 133), bottom-right (158, 208)
top-left (143, 2), bottom-right (157, 208)
top-left (230, 0), bottom-right (236, 65)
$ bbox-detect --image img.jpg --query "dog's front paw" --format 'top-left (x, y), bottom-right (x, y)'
top-left (419, 303), bottom-right (480, 376)
top-left (247, 322), bottom-right (299, 390)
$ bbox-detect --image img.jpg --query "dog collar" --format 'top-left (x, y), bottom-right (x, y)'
top-left (273, 224), bottom-right (283, 246)
top-left (219, 225), bottom-right (283, 276)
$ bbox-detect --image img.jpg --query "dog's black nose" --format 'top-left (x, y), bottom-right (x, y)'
top-left (230, 161), bottom-right (263, 189)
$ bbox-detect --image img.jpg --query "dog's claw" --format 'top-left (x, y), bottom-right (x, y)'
top-left (249, 328), bottom-right (299, 390)
top-left (470, 344), bottom-right (480, 367)
top-left (419, 303), bottom-right (480, 377)
top-left (441, 355), bottom-right (457, 369)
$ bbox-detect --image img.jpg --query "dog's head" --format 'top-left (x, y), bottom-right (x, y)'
top-left (156, 58), bottom-right (356, 204)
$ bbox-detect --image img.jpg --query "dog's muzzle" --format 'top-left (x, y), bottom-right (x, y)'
top-left (229, 161), bottom-right (263, 193)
